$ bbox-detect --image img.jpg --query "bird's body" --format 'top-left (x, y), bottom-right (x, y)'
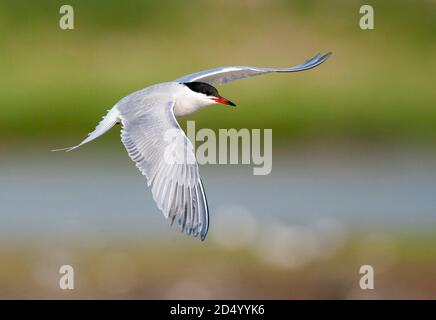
top-left (55, 52), bottom-right (332, 241)
top-left (117, 82), bottom-right (210, 117)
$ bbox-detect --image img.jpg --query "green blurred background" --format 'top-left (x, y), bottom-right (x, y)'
top-left (0, 0), bottom-right (435, 299)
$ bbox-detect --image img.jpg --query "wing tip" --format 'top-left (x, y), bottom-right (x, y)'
top-left (295, 51), bottom-right (332, 71)
top-left (322, 51), bottom-right (333, 60)
top-left (164, 180), bottom-right (209, 241)
top-left (168, 215), bottom-right (209, 241)
top-left (51, 145), bottom-right (79, 152)
top-left (175, 219), bottom-right (208, 241)
top-left (308, 51), bottom-right (333, 65)
top-left (200, 232), bottom-right (207, 241)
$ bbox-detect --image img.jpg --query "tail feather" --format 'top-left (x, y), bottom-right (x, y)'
top-left (52, 106), bottom-right (120, 152)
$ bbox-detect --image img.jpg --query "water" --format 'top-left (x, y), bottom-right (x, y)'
top-left (1, 145), bottom-right (435, 242)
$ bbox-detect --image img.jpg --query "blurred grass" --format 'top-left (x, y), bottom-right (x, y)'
top-left (0, 232), bottom-right (435, 299)
top-left (0, 0), bottom-right (435, 146)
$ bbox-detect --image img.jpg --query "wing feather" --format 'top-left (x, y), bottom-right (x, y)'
top-left (118, 94), bottom-right (209, 240)
top-left (176, 52), bottom-right (332, 85)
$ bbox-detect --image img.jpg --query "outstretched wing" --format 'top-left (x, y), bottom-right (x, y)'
top-left (118, 94), bottom-right (209, 240)
top-left (176, 52), bottom-right (332, 85)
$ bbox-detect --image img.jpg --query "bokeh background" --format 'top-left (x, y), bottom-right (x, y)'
top-left (0, 0), bottom-right (435, 299)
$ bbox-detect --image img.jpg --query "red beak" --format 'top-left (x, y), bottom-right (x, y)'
top-left (211, 96), bottom-right (236, 107)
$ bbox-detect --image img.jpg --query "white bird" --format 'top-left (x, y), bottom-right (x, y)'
top-left (55, 52), bottom-right (332, 241)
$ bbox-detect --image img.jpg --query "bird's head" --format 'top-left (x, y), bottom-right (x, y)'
top-left (182, 82), bottom-right (236, 108)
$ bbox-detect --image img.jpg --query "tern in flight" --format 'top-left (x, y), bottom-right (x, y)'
top-left (55, 52), bottom-right (332, 240)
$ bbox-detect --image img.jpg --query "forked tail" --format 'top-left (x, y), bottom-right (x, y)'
top-left (52, 106), bottom-right (120, 152)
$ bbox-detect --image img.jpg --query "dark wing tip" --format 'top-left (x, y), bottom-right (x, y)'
top-left (306, 51), bottom-right (332, 67)
top-left (200, 231), bottom-right (207, 241)
top-left (170, 180), bottom-right (209, 241)
top-left (322, 51), bottom-right (333, 60)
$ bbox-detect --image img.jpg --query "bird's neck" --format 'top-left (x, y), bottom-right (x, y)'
top-left (173, 89), bottom-right (211, 117)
